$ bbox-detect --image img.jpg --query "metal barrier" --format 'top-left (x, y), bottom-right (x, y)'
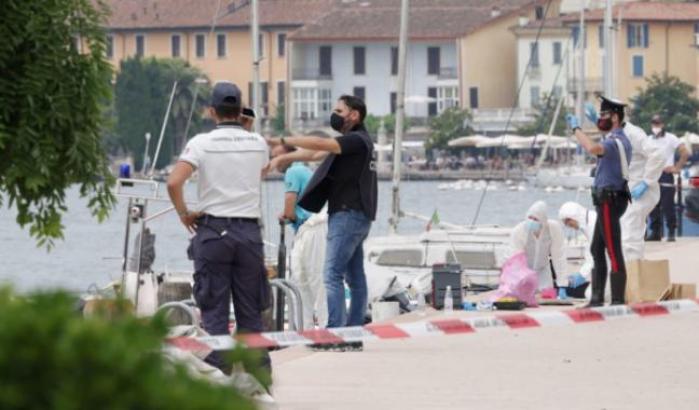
top-left (270, 279), bottom-right (304, 332)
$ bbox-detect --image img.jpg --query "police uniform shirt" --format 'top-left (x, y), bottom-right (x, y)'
top-left (179, 122), bottom-right (269, 218)
top-left (594, 128), bottom-right (632, 191)
top-left (648, 131), bottom-right (681, 168)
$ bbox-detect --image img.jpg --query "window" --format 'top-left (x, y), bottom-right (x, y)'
top-left (427, 87), bottom-right (437, 116)
top-left (258, 34), bottom-right (264, 58)
top-left (106, 35), bottom-right (113, 59)
top-left (535, 5), bottom-right (544, 20)
top-left (319, 46), bottom-right (332, 76)
top-left (391, 47), bottom-right (398, 75)
top-left (427, 47), bottom-right (440, 75)
top-left (217, 33), bottom-right (226, 57)
top-left (135, 34), bottom-right (145, 57)
top-left (598, 25), bottom-right (605, 49)
top-left (437, 86), bottom-right (458, 113)
top-left (469, 87), bottom-right (479, 109)
top-left (277, 33), bottom-right (286, 57)
top-left (293, 88), bottom-right (316, 120)
top-left (353, 47), bottom-right (366, 75)
top-left (277, 81), bottom-right (286, 109)
top-left (319, 88), bottom-right (332, 117)
top-left (195, 34), bottom-right (206, 58)
top-left (353, 87), bottom-right (366, 101)
top-left (627, 23), bottom-right (649, 48)
top-left (530, 42), bottom-right (539, 68)
top-left (572, 26), bottom-right (586, 48)
top-left (552, 41), bottom-right (562, 64)
top-left (171, 35), bottom-right (181, 58)
top-left (632, 55), bottom-right (644, 77)
top-left (530, 86), bottom-right (541, 107)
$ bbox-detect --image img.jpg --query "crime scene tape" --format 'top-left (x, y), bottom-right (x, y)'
top-left (166, 299), bottom-right (699, 353)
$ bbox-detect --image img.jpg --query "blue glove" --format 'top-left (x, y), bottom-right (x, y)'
top-left (630, 181), bottom-right (649, 200)
top-left (568, 272), bottom-right (587, 288)
top-left (566, 114), bottom-right (581, 130)
top-left (584, 102), bottom-right (599, 124)
top-left (558, 287), bottom-right (568, 300)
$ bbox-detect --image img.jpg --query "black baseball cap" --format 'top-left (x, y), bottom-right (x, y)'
top-left (211, 81), bottom-right (242, 108)
top-left (242, 107), bottom-right (256, 118)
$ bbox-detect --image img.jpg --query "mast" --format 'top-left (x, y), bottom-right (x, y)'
top-left (603, 0), bottom-right (613, 97)
top-left (576, 0), bottom-right (586, 122)
top-left (251, 0), bottom-right (261, 132)
top-left (389, 0), bottom-right (410, 234)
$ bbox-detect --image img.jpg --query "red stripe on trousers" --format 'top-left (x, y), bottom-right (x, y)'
top-left (602, 201), bottom-right (619, 272)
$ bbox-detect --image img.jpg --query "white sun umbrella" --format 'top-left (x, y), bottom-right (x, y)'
top-left (475, 134), bottom-right (528, 148)
top-left (448, 135), bottom-right (490, 147)
top-left (681, 132), bottom-right (699, 145)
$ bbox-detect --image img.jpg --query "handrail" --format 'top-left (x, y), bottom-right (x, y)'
top-left (269, 279), bottom-right (304, 332)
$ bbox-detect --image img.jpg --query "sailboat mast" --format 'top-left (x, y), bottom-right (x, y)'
top-left (390, 0), bottom-right (410, 234)
top-left (603, 0), bottom-right (614, 97)
top-left (251, 0), bottom-right (261, 132)
top-left (576, 0), bottom-right (586, 122)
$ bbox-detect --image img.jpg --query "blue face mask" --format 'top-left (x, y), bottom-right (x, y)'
top-left (527, 220), bottom-right (542, 232)
top-left (564, 227), bottom-right (577, 240)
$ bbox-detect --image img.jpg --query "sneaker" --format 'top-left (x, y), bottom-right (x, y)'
top-left (308, 343), bottom-right (332, 352)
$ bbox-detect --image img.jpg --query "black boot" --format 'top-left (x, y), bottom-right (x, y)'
top-left (667, 229), bottom-right (676, 242)
top-left (610, 272), bottom-right (627, 305)
top-left (582, 268), bottom-right (606, 308)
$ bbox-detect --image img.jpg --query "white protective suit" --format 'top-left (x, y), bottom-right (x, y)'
top-left (558, 202), bottom-right (597, 280)
top-left (621, 122), bottom-right (665, 261)
top-left (510, 201), bottom-right (567, 289)
top-left (289, 212), bottom-right (328, 329)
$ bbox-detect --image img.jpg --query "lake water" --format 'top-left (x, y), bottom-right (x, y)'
top-left (0, 180), bottom-right (591, 292)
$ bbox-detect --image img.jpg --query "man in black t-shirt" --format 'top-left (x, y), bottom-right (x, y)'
top-left (267, 95), bottom-right (377, 351)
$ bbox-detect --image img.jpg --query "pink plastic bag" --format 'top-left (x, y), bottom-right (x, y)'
top-left (489, 252), bottom-right (539, 307)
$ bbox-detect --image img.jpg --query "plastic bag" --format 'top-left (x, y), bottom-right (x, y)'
top-left (489, 251), bottom-right (538, 307)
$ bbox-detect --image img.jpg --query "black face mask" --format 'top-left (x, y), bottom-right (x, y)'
top-left (330, 113), bottom-right (345, 132)
top-left (597, 117), bottom-right (613, 132)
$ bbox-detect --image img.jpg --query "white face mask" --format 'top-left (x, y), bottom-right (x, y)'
top-left (652, 127), bottom-right (662, 136)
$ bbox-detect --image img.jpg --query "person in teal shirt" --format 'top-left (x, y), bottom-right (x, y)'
top-left (273, 145), bottom-right (312, 231)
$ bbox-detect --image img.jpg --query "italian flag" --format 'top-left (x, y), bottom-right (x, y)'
top-left (426, 209), bottom-right (440, 231)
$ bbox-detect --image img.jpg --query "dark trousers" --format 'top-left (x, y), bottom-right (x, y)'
top-left (189, 217), bottom-right (272, 375)
top-left (590, 194), bottom-right (629, 304)
top-left (649, 172), bottom-right (676, 237)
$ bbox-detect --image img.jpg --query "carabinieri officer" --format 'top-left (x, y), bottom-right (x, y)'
top-left (567, 96), bottom-right (632, 307)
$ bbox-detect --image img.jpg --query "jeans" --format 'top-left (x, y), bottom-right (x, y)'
top-left (324, 210), bottom-right (372, 328)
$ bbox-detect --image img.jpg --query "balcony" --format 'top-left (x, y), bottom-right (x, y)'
top-left (438, 67), bottom-right (458, 80)
top-left (292, 68), bottom-right (332, 81)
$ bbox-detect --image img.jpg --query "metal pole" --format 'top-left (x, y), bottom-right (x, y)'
top-left (142, 132), bottom-right (151, 175)
top-left (275, 220), bottom-right (287, 331)
top-left (181, 78), bottom-right (207, 153)
top-left (149, 81), bottom-right (178, 176)
top-left (390, 0), bottom-right (410, 234)
top-left (251, 0), bottom-right (261, 133)
top-left (677, 175), bottom-right (684, 236)
top-left (603, 0), bottom-right (613, 97)
top-left (576, 0), bottom-right (586, 122)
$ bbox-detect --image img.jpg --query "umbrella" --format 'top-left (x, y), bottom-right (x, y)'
top-left (448, 135), bottom-right (490, 147)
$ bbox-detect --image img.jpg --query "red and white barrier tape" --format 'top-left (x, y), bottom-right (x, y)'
top-left (166, 299), bottom-right (699, 353)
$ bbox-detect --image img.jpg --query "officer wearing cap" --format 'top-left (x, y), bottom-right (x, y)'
top-left (167, 81), bottom-right (272, 375)
top-left (567, 96), bottom-right (632, 307)
top-left (646, 114), bottom-right (690, 242)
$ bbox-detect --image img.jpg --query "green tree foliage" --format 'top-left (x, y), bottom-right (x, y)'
top-left (0, 288), bottom-right (259, 410)
top-left (364, 113), bottom-right (412, 137)
top-left (0, 0), bottom-right (115, 247)
top-left (115, 58), bottom-right (210, 171)
top-left (517, 95), bottom-right (569, 136)
top-left (630, 74), bottom-right (699, 135)
top-left (425, 108), bottom-right (473, 151)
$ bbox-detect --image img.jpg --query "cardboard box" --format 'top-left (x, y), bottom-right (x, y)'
top-left (660, 283), bottom-right (697, 301)
top-left (625, 259), bottom-right (670, 303)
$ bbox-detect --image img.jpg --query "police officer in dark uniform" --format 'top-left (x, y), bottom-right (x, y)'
top-left (567, 96), bottom-right (632, 307)
top-left (167, 81), bottom-right (272, 375)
